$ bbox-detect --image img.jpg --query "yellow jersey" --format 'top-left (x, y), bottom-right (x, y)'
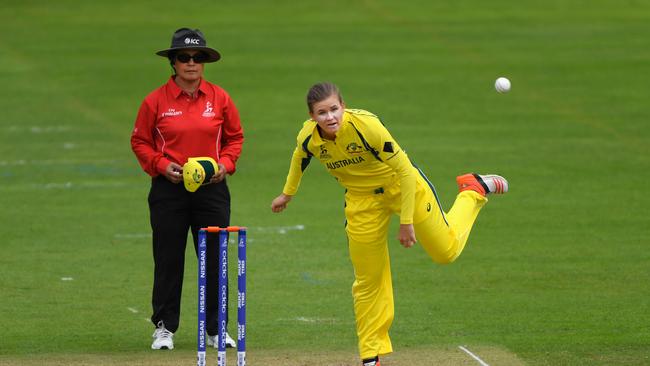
top-left (282, 109), bottom-right (418, 223)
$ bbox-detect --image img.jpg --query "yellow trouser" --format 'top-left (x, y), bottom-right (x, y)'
top-left (344, 174), bottom-right (487, 359)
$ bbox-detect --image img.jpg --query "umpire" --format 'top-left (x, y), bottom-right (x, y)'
top-left (131, 28), bottom-right (243, 350)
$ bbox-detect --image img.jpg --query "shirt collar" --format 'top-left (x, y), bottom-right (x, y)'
top-left (310, 123), bottom-right (326, 145)
top-left (166, 76), bottom-right (208, 99)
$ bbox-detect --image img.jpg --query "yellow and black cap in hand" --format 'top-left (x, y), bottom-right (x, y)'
top-left (182, 157), bottom-right (217, 192)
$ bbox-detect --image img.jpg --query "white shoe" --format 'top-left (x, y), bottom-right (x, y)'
top-left (478, 174), bottom-right (509, 194)
top-left (206, 332), bottom-right (237, 348)
top-left (151, 321), bottom-right (174, 350)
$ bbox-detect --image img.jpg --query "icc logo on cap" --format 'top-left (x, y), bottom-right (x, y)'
top-left (184, 38), bottom-right (200, 45)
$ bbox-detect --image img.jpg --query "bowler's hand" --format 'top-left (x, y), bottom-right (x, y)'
top-left (165, 162), bottom-right (183, 184)
top-left (209, 163), bottom-right (227, 184)
top-left (271, 193), bottom-right (293, 213)
top-left (398, 224), bottom-right (417, 248)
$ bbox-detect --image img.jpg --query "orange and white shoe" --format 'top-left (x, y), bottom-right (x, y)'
top-left (457, 173), bottom-right (508, 196)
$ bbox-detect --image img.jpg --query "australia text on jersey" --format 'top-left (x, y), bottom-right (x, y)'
top-left (326, 156), bottom-right (366, 170)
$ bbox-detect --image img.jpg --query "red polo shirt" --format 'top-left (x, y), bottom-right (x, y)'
top-left (131, 76), bottom-right (244, 177)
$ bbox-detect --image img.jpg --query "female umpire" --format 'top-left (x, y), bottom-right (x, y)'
top-left (131, 28), bottom-right (243, 350)
top-left (271, 82), bottom-right (508, 366)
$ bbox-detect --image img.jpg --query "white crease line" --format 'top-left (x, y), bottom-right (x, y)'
top-left (229, 237), bottom-right (255, 243)
top-left (459, 346), bottom-right (490, 366)
top-left (115, 234), bottom-right (255, 243)
top-left (277, 317), bottom-right (339, 324)
top-left (125, 307), bottom-right (150, 323)
top-left (253, 225), bottom-right (305, 234)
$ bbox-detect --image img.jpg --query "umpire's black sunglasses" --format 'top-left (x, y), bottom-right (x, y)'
top-left (176, 52), bottom-right (208, 64)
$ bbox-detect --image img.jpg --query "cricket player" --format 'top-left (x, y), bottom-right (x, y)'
top-left (270, 82), bottom-right (508, 366)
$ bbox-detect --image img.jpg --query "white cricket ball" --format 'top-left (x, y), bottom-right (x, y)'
top-left (495, 77), bottom-right (511, 93)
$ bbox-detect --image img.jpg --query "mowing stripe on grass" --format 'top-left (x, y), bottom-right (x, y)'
top-left (5, 125), bottom-right (72, 133)
top-left (0, 181), bottom-right (129, 191)
top-left (0, 158), bottom-right (122, 166)
top-left (115, 233), bottom-right (152, 239)
top-left (459, 346), bottom-right (490, 366)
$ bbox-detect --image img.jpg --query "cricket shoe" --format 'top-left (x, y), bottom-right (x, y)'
top-left (362, 356), bottom-right (381, 366)
top-left (151, 321), bottom-right (174, 350)
top-left (206, 332), bottom-right (237, 348)
top-left (457, 173), bottom-right (508, 196)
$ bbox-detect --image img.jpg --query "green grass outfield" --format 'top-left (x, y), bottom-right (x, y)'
top-left (1, 1), bottom-right (649, 365)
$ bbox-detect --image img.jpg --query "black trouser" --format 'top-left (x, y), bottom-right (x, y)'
top-left (148, 176), bottom-right (230, 334)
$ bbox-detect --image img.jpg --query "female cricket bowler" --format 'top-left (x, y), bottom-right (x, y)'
top-left (270, 82), bottom-right (508, 366)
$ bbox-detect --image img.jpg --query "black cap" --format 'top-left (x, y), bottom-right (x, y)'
top-left (156, 28), bottom-right (221, 63)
